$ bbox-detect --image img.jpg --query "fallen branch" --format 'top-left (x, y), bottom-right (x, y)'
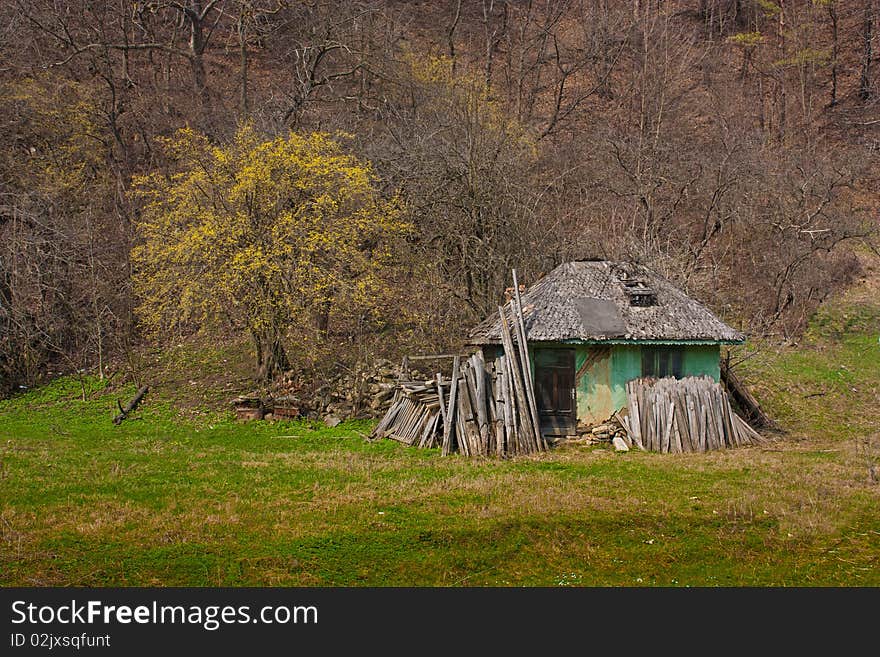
top-left (113, 386), bottom-right (149, 425)
top-left (720, 361), bottom-right (781, 432)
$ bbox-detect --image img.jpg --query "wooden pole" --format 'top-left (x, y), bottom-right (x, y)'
top-left (436, 373), bottom-right (447, 429)
top-left (512, 269), bottom-right (544, 450)
top-left (472, 354), bottom-right (489, 454)
top-left (442, 356), bottom-right (460, 456)
top-left (498, 305), bottom-right (536, 452)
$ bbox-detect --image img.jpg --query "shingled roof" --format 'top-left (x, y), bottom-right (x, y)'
top-left (467, 261), bottom-right (745, 345)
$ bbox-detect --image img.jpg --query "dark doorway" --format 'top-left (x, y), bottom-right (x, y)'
top-left (534, 348), bottom-right (576, 436)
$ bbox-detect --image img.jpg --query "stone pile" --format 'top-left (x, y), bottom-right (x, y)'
top-left (232, 358), bottom-right (423, 423)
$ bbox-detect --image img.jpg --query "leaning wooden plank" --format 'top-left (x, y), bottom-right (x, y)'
top-left (495, 358), bottom-right (507, 455)
top-left (405, 400), bottom-right (423, 437)
top-left (673, 392), bottom-right (692, 452)
top-left (484, 360), bottom-right (500, 456)
top-left (731, 414), bottom-right (747, 445)
top-left (669, 402), bottom-right (683, 454)
top-left (512, 270), bottom-right (544, 451)
top-left (372, 396), bottom-right (402, 439)
top-left (716, 387), bottom-right (732, 447)
top-left (507, 300), bottom-right (538, 452)
top-left (706, 385), bottom-right (720, 448)
top-left (472, 353), bottom-right (490, 454)
top-left (423, 412), bottom-right (441, 449)
top-left (745, 415), bottom-right (764, 443)
top-left (615, 410), bottom-right (642, 450)
top-left (660, 394), bottom-right (671, 453)
top-left (651, 394), bottom-right (660, 452)
top-left (415, 409), bottom-right (431, 447)
top-left (436, 374), bottom-right (447, 429)
top-left (498, 305), bottom-right (536, 453)
top-left (639, 382), bottom-right (651, 449)
top-left (455, 390), bottom-right (470, 456)
top-left (627, 382), bottom-right (643, 446)
top-left (417, 410), bottom-right (434, 446)
top-left (500, 357), bottom-right (516, 456)
top-left (696, 390), bottom-right (709, 451)
top-left (734, 413), bottom-right (763, 445)
top-left (721, 388), bottom-right (738, 447)
top-left (442, 356), bottom-right (460, 456)
top-left (703, 393), bottom-right (714, 452)
top-left (507, 355), bottom-right (520, 455)
top-left (498, 356), bottom-right (511, 456)
top-left (628, 381), bottom-right (640, 444)
top-left (709, 388), bottom-right (724, 450)
top-left (459, 367), bottom-right (482, 456)
top-left (386, 400), bottom-right (415, 444)
top-left (700, 394), bottom-right (712, 452)
top-left (419, 410), bottom-right (438, 448)
top-left (684, 389), bottom-right (697, 451)
top-left (405, 407), bottom-right (423, 445)
top-left (383, 398), bottom-right (410, 441)
top-left (484, 378), bottom-right (495, 455)
top-left (636, 382), bottom-right (648, 450)
top-left (397, 401), bottom-right (420, 444)
top-left (698, 390), bottom-right (709, 452)
top-left (493, 357), bottom-right (506, 457)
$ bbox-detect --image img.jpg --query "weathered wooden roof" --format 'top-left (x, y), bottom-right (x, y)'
top-left (467, 261), bottom-right (745, 345)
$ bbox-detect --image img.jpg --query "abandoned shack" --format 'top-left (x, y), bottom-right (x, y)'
top-left (466, 260), bottom-right (745, 439)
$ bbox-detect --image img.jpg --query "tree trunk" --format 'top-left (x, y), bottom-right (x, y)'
top-left (182, 1), bottom-right (211, 115)
top-left (252, 329), bottom-right (289, 381)
top-left (861, 0), bottom-right (875, 101)
top-left (829, 2), bottom-right (838, 107)
top-left (315, 300), bottom-right (332, 337)
top-left (777, 0), bottom-right (786, 142)
top-left (239, 16), bottom-right (249, 117)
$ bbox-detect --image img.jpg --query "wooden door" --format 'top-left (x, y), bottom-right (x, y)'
top-left (534, 348), bottom-right (576, 436)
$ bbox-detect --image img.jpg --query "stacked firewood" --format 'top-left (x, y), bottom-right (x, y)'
top-left (372, 275), bottom-right (545, 458)
top-left (618, 376), bottom-right (766, 452)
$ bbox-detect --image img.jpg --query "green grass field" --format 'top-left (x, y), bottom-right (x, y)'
top-left (2, 281), bottom-right (878, 586)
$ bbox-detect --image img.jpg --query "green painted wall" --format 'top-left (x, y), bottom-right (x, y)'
top-left (569, 343), bottom-right (720, 426)
top-left (574, 345), bottom-right (614, 425)
top-left (682, 344), bottom-right (721, 380)
top-left (489, 342), bottom-right (723, 426)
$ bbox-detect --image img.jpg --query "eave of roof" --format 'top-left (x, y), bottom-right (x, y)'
top-left (468, 338), bottom-right (745, 346)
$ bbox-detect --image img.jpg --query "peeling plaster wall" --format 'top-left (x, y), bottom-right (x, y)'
top-left (484, 342), bottom-right (722, 427)
top-left (573, 343), bottom-right (721, 425)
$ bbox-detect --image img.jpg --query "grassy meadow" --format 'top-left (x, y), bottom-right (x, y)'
top-left (1, 276), bottom-right (878, 586)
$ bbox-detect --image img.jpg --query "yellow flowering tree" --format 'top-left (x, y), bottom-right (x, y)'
top-left (132, 125), bottom-right (407, 380)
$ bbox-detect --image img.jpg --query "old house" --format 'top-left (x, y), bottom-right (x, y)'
top-left (467, 260), bottom-right (745, 438)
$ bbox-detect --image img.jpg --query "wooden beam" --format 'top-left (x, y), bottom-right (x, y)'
top-left (442, 356), bottom-right (460, 456)
top-left (498, 304), bottom-right (536, 453)
top-left (406, 353), bottom-right (470, 361)
top-left (512, 270), bottom-right (544, 450)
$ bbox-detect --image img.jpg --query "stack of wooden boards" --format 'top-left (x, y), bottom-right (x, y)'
top-left (370, 380), bottom-right (444, 449)
top-left (618, 375), bottom-right (765, 452)
top-left (371, 293), bottom-right (546, 457)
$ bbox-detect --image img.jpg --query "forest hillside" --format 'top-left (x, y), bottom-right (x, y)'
top-left (2, 0), bottom-right (878, 394)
